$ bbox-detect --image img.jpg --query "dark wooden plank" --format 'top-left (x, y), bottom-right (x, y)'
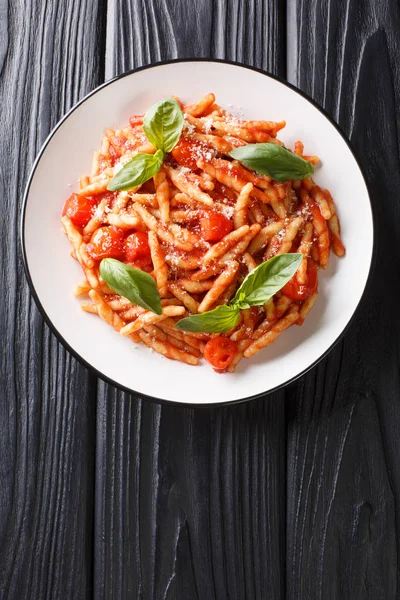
top-left (286, 1), bottom-right (400, 598)
top-left (0, 1), bottom-right (106, 597)
top-left (95, 1), bottom-right (287, 598)
top-left (95, 387), bottom-right (287, 599)
top-left (106, 0), bottom-right (285, 74)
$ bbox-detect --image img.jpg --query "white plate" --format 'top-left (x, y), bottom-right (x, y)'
top-left (21, 60), bottom-right (374, 405)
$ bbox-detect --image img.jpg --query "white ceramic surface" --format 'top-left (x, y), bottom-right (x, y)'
top-left (22, 60), bottom-right (373, 404)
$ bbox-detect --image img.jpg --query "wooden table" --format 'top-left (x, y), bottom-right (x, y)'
top-left (1, 0), bottom-right (399, 598)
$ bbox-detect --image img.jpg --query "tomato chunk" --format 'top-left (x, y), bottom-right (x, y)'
top-left (129, 114), bottom-right (143, 128)
top-left (125, 232), bottom-right (151, 263)
top-left (199, 211), bottom-right (233, 242)
top-left (282, 266), bottom-right (318, 301)
top-left (171, 138), bottom-right (204, 171)
top-left (87, 226), bottom-right (125, 260)
top-left (203, 337), bottom-right (238, 371)
top-left (62, 193), bottom-right (98, 228)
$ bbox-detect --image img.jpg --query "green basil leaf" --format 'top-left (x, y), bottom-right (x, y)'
top-left (143, 97), bottom-right (184, 153)
top-left (229, 143), bottom-right (314, 182)
top-left (100, 258), bottom-right (162, 315)
top-left (175, 304), bottom-right (240, 333)
top-left (107, 149), bottom-right (164, 191)
top-left (232, 253), bottom-right (303, 308)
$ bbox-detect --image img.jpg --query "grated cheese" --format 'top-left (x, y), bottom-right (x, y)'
top-left (183, 119), bottom-right (195, 134)
top-left (218, 205), bottom-right (234, 219)
top-left (177, 166), bottom-right (191, 174)
top-left (202, 117), bottom-right (213, 133)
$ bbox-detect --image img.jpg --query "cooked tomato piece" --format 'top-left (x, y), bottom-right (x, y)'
top-left (282, 266), bottom-right (318, 301)
top-left (125, 232), bottom-right (151, 263)
top-left (62, 193), bottom-right (98, 228)
top-left (203, 337), bottom-right (238, 371)
top-left (97, 190), bottom-right (116, 205)
top-left (171, 138), bottom-right (203, 170)
top-left (87, 226), bottom-right (125, 260)
top-left (199, 211), bottom-right (233, 242)
top-left (129, 115), bottom-right (143, 128)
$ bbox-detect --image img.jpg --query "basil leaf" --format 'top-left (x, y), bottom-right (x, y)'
top-left (175, 254), bottom-right (302, 333)
top-left (175, 304), bottom-right (240, 333)
top-left (229, 143), bottom-right (314, 182)
top-left (232, 253), bottom-right (303, 308)
top-left (143, 97), bottom-right (184, 153)
top-left (107, 149), bottom-right (164, 191)
top-left (100, 258), bottom-right (162, 315)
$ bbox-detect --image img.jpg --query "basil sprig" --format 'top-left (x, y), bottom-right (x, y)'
top-left (175, 304), bottom-right (241, 334)
top-left (175, 253), bottom-right (303, 333)
top-left (229, 143), bottom-right (314, 182)
top-left (108, 150), bottom-right (164, 192)
top-left (143, 97), bottom-right (184, 153)
top-left (231, 253), bottom-right (303, 308)
top-left (100, 258), bottom-right (162, 315)
top-left (107, 97), bottom-right (183, 192)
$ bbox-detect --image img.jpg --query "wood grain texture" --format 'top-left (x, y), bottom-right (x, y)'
top-left (96, 1), bottom-right (287, 598)
top-left (106, 0), bottom-right (285, 75)
top-left (286, 0), bottom-right (400, 598)
top-left (95, 387), bottom-right (286, 599)
top-left (3, 1), bottom-right (399, 598)
top-left (0, 1), bottom-right (105, 597)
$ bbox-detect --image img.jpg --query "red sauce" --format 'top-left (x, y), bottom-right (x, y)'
top-left (210, 181), bottom-right (237, 203)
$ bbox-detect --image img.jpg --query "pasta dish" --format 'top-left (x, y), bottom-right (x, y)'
top-left (61, 93), bottom-right (345, 372)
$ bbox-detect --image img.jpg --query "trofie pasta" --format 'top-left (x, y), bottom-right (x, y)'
top-left (61, 93), bottom-right (345, 372)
